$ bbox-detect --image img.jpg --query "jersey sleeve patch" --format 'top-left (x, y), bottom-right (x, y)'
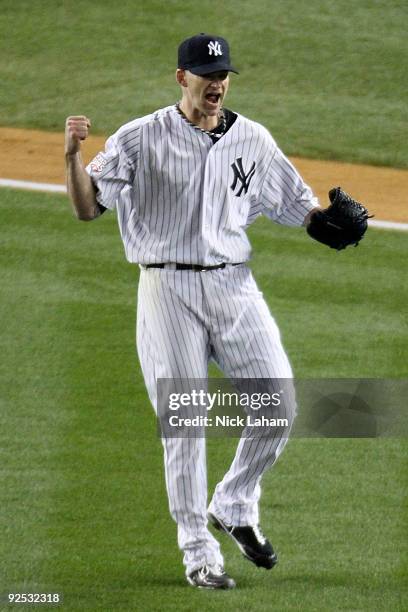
top-left (89, 153), bottom-right (109, 173)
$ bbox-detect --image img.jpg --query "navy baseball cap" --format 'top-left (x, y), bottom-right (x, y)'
top-left (178, 33), bottom-right (239, 75)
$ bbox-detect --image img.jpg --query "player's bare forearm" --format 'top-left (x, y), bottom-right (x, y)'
top-left (65, 116), bottom-right (100, 221)
top-left (65, 151), bottom-right (100, 221)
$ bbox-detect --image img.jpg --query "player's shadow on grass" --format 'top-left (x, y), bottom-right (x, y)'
top-left (132, 574), bottom-right (194, 588)
top-left (130, 568), bottom-right (351, 591)
top-left (237, 568), bottom-right (351, 591)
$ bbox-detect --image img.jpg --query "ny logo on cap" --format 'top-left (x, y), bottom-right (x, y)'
top-left (230, 158), bottom-right (256, 197)
top-left (208, 40), bottom-right (222, 56)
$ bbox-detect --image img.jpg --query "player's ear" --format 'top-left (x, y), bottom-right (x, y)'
top-left (176, 69), bottom-right (188, 88)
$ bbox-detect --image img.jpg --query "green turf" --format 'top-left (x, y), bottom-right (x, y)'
top-left (0, 188), bottom-right (406, 610)
top-left (1, 0), bottom-right (407, 167)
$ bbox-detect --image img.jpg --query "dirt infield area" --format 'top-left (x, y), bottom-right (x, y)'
top-left (1, 127), bottom-right (407, 223)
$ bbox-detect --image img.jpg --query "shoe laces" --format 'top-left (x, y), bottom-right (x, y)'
top-left (253, 525), bottom-right (267, 545)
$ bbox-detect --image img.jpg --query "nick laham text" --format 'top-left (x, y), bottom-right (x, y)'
top-left (168, 415), bottom-right (289, 428)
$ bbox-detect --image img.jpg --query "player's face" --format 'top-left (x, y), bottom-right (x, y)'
top-left (179, 70), bottom-right (230, 118)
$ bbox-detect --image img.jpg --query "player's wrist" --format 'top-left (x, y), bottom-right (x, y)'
top-left (303, 207), bottom-right (321, 226)
top-left (65, 150), bottom-right (82, 165)
top-left (65, 149), bottom-right (80, 157)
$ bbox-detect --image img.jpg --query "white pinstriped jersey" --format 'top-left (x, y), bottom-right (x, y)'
top-left (86, 104), bottom-right (318, 265)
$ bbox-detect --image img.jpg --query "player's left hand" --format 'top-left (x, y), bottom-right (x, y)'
top-left (306, 187), bottom-right (373, 250)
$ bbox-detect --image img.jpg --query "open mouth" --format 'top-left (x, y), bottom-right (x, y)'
top-left (205, 93), bottom-right (221, 104)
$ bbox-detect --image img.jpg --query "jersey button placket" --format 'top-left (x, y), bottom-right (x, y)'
top-left (200, 149), bottom-right (216, 264)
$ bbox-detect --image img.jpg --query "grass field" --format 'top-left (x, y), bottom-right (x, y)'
top-left (1, 0), bottom-right (407, 167)
top-left (0, 189), bottom-right (406, 610)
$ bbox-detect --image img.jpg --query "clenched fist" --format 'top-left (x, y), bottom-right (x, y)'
top-left (65, 115), bottom-right (91, 155)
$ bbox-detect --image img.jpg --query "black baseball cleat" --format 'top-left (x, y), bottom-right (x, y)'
top-left (187, 564), bottom-right (236, 589)
top-left (207, 512), bottom-right (278, 570)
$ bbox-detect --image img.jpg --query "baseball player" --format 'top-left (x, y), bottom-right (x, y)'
top-left (65, 33), bottom-right (369, 589)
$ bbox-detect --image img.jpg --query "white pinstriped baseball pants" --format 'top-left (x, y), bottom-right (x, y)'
top-left (136, 264), bottom-right (295, 575)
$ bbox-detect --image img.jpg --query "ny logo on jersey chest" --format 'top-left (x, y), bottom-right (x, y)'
top-left (230, 157), bottom-right (256, 197)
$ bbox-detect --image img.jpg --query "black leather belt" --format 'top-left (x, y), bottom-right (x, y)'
top-left (144, 262), bottom-right (242, 272)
